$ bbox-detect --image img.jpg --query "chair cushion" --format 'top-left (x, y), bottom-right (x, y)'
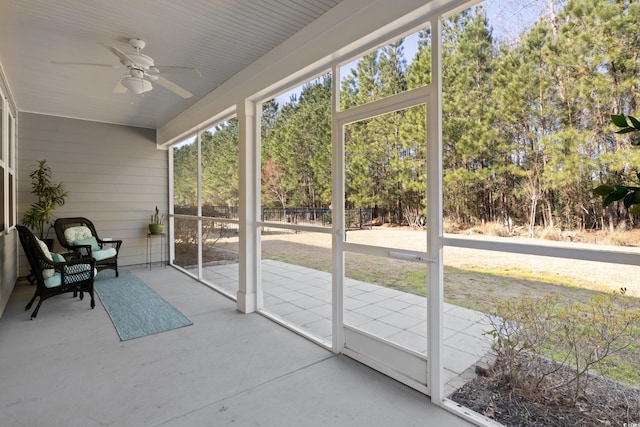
top-left (92, 248), bottom-right (117, 261)
top-left (64, 226), bottom-right (93, 244)
top-left (43, 264), bottom-right (94, 288)
top-left (36, 238), bottom-right (55, 279)
top-left (44, 273), bottom-right (62, 288)
top-left (52, 253), bottom-right (66, 263)
top-left (74, 236), bottom-right (100, 252)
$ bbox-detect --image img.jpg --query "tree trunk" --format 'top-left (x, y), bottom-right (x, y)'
top-left (607, 207), bottom-right (614, 233)
top-left (529, 196), bottom-right (538, 237)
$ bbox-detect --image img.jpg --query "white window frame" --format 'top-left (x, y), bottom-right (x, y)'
top-left (0, 92), bottom-right (6, 233)
top-left (8, 107), bottom-right (16, 230)
top-left (168, 112), bottom-right (241, 299)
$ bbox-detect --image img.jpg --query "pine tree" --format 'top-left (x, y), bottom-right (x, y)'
top-left (441, 7), bottom-right (498, 224)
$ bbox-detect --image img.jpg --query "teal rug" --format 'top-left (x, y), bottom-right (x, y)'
top-left (94, 270), bottom-right (192, 341)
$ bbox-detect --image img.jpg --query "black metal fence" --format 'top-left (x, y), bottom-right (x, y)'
top-left (174, 205), bottom-right (372, 229)
top-left (175, 205), bottom-right (239, 219)
top-left (261, 207), bottom-right (372, 229)
top-left (262, 207), bottom-right (330, 226)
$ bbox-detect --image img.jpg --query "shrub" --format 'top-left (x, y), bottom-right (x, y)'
top-left (539, 226), bottom-right (562, 241)
top-left (485, 295), bottom-right (563, 389)
top-left (607, 230), bottom-right (635, 246)
top-left (443, 218), bottom-right (466, 233)
top-left (486, 290), bottom-right (640, 405)
top-left (469, 221), bottom-right (512, 237)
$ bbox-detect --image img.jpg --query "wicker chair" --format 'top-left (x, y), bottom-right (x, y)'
top-left (54, 217), bottom-right (122, 277)
top-left (17, 225), bottom-right (96, 319)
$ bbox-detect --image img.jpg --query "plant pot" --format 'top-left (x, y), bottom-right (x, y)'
top-left (148, 224), bottom-right (164, 235)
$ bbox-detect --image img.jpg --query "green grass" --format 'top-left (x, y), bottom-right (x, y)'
top-left (534, 342), bottom-right (640, 387)
top-left (596, 356), bottom-right (640, 386)
top-left (468, 265), bottom-right (589, 289)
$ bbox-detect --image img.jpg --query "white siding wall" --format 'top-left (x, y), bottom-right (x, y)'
top-left (17, 113), bottom-right (165, 275)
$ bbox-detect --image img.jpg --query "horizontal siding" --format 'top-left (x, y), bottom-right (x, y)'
top-left (18, 113), bottom-right (166, 272)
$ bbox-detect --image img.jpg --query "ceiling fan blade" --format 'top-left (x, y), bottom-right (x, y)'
top-left (52, 60), bottom-right (121, 68)
top-left (152, 75), bottom-right (192, 98)
top-left (152, 66), bottom-right (201, 77)
top-left (99, 42), bottom-right (136, 66)
top-left (112, 74), bottom-right (128, 94)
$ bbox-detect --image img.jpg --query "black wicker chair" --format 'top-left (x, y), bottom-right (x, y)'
top-left (54, 217), bottom-right (122, 277)
top-left (17, 225), bottom-right (96, 319)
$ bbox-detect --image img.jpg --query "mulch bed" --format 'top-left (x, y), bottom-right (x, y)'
top-left (449, 356), bottom-right (640, 426)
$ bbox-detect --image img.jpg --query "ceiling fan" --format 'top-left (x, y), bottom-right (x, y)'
top-left (53, 38), bottom-right (200, 98)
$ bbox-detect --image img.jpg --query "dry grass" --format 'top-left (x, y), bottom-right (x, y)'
top-left (468, 221), bottom-right (514, 237)
top-left (173, 225), bottom-right (640, 310)
top-left (204, 227), bottom-right (640, 299)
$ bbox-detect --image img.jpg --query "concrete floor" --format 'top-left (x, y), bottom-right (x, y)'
top-left (0, 265), bottom-right (472, 427)
top-left (201, 260), bottom-right (492, 395)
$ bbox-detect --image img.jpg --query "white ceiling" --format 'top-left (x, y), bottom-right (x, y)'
top-left (0, 0), bottom-right (343, 129)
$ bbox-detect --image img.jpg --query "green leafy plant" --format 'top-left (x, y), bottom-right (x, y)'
top-left (22, 160), bottom-right (68, 239)
top-left (610, 114), bottom-right (640, 142)
top-left (593, 115), bottom-right (640, 214)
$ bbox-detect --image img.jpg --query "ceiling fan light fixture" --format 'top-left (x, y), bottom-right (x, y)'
top-left (121, 76), bottom-right (152, 95)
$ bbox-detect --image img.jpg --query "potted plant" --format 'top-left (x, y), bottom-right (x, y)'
top-left (149, 206), bottom-right (165, 234)
top-left (22, 160), bottom-right (68, 247)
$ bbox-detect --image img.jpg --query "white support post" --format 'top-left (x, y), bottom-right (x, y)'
top-left (427, 16), bottom-right (444, 404)
top-left (197, 130), bottom-right (203, 280)
top-left (168, 143), bottom-right (175, 263)
top-left (237, 99), bottom-right (259, 313)
top-left (331, 64), bottom-right (345, 353)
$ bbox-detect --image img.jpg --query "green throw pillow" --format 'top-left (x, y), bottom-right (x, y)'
top-left (74, 236), bottom-right (100, 252)
top-left (51, 253), bottom-right (66, 263)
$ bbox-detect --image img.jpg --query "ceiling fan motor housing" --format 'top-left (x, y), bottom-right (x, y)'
top-left (129, 38), bottom-right (146, 50)
top-left (123, 53), bottom-right (154, 70)
top-left (120, 38), bottom-right (154, 70)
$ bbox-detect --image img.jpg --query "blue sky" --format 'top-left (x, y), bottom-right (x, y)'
top-left (274, 0), bottom-right (548, 105)
top-left (485, 0), bottom-right (548, 43)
